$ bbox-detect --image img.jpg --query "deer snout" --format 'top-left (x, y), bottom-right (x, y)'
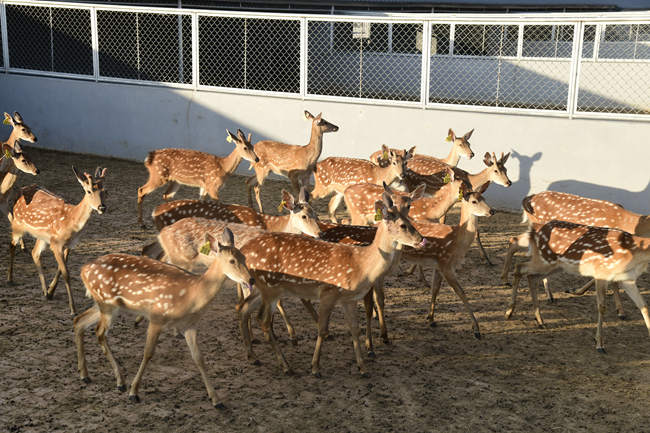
top-left (506, 180), bottom-right (512, 187)
top-left (35, 168), bottom-right (40, 175)
top-left (249, 277), bottom-right (256, 286)
top-left (98, 205), bottom-right (107, 214)
top-left (489, 209), bottom-right (496, 216)
top-left (32, 137), bottom-right (38, 143)
top-left (254, 156), bottom-right (260, 163)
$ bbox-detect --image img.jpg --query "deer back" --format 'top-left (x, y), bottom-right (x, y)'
top-left (145, 148), bottom-right (222, 187)
top-left (152, 199), bottom-right (264, 231)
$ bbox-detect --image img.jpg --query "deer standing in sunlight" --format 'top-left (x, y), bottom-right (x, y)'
top-left (0, 141), bottom-right (39, 219)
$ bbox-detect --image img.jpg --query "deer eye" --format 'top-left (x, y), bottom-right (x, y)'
top-left (229, 259), bottom-right (235, 264)
top-left (302, 215), bottom-right (307, 219)
top-left (400, 223), bottom-right (407, 229)
top-left (472, 200), bottom-right (478, 204)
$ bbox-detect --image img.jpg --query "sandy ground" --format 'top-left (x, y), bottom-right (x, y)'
top-left (1, 147), bottom-right (649, 433)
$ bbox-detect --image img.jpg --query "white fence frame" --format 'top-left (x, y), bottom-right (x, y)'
top-left (1, 0), bottom-right (648, 121)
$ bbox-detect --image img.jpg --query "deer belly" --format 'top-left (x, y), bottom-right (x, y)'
top-left (611, 263), bottom-right (647, 282)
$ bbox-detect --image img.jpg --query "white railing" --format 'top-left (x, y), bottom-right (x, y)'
top-left (0, 0), bottom-right (648, 120)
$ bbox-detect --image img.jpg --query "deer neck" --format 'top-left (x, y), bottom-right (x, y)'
top-left (0, 170), bottom-right (18, 195)
top-left (376, 164), bottom-right (399, 185)
top-left (305, 125), bottom-right (324, 165)
top-left (456, 203), bottom-right (478, 251)
top-left (358, 222), bottom-right (400, 281)
top-left (191, 264), bottom-right (228, 311)
top-left (466, 167), bottom-right (490, 191)
top-left (263, 214), bottom-right (293, 233)
top-left (2, 129), bottom-right (19, 148)
top-left (442, 144), bottom-right (460, 166)
top-left (220, 146), bottom-right (244, 175)
top-left (68, 194), bottom-right (96, 233)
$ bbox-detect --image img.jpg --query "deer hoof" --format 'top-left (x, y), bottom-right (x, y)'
top-left (128, 394), bottom-right (140, 403)
top-left (360, 371), bottom-right (370, 379)
top-left (117, 385), bottom-right (126, 392)
top-left (428, 321), bottom-right (437, 328)
top-left (290, 339), bottom-right (298, 346)
top-left (283, 369), bottom-right (294, 376)
top-left (367, 350), bottom-right (376, 359)
top-left (597, 347), bottom-right (606, 354)
top-left (382, 337), bottom-right (391, 345)
top-left (312, 371), bottom-right (322, 378)
top-left (214, 402), bottom-right (226, 410)
top-left (618, 314), bottom-right (626, 320)
top-left (81, 377), bottom-right (91, 384)
top-left (474, 332), bottom-right (482, 340)
top-left (45, 292), bottom-right (54, 300)
top-left (250, 358), bottom-right (261, 366)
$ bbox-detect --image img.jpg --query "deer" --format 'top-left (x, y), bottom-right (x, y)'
top-left (312, 145), bottom-right (415, 223)
top-left (0, 141), bottom-right (40, 219)
top-left (136, 129), bottom-right (258, 226)
top-left (369, 128), bottom-right (474, 170)
top-left (236, 193), bottom-right (425, 377)
top-left (74, 227), bottom-right (255, 407)
top-left (1, 111), bottom-right (38, 155)
top-left (505, 220), bottom-right (650, 353)
top-left (246, 111), bottom-right (339, 213)
top-left (500, 191), bottom-right (648, 317)
top-left (7, 167), bottom-right (107, 314)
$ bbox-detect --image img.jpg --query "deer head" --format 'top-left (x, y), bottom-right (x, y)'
top-left (280, 187), bottom-right (322, 238)
top-left (73, 166), bottom-right (108, 214)
top-left (305, 111), bottom-right (339, 134)
top-left (5, 141), bottom-right (39, 175)
top-left (482, 152), bottom-right (512, 187)
top-left (4, 112), bottom-right (37, 143)
top-left (203, 228), bottom-right (255, 289)
top-left (448, 128), bottom-right (474, 160)
top-left (227, 128), bottom-right (259, 163)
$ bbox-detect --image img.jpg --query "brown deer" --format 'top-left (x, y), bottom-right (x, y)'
top-left (369, 128), bottom-right (474, 170)
top-left (136, 129), bottom-right (258, 226)
top-left (74, 227), bottom-right (254, 407)
top-left (312, 145), bottom-right (415, 223)
top-left (7, 167), bottom-right (107, 314)
top-left (0, 141), bottom-right (40, 218)
top-left (1, 111), bottom-right (38, 152)
top-left (237, 194), bottom-right (424, 377)
top-left (500, 191), bottom-right (646, 315)
top-left (246, 111), bottom-right (339, 213)
top-left (506, 220), bottom-right (650, 352)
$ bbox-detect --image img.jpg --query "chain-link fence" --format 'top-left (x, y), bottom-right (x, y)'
top-left (0, 1), bottom-right (648, 118)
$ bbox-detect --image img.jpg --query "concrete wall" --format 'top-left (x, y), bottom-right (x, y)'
top-left (1, 73), bottom-right (649, 212)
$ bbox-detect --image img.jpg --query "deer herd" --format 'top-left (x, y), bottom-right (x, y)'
top-left (3, 110), bottom-right (650, 408)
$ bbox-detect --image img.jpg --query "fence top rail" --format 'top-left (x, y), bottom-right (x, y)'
top-left (3, 0), bottom-right (650, 22)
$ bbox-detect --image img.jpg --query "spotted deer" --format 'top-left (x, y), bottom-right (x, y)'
top-left (237, 194), bottom-right (424, 377)
top-left (500, 191), bottom-right (644, 315)
top-left (74, 228), bottom-right (254, 407)
top-left (312, 145), bottom-right (415, 223)
top-left (7, 167), bottom-right (107, 314)
top-left (369, 128), bottom-right (474, 170)
top-left (0, 141), bottom-right (39, 219)
top-left (137, 129), bottom-right (258, 226)
top-left (343, 169), bottom-right (467, 226)
top-left (246, 111), bottom-right (339, 213)
top-left (506, 220), bottom-right (650, 352)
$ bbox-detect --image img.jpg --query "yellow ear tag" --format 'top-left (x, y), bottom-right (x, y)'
top-left (277, 200), bottom-right (286, 213)
top-left (3, 117), bottom-right (10, 125)
top-left (442, 173), bottom-right (451, 184)
top-left (458, 191), bottom-right (464, 201)
top-left (374, 208), bottom-right (383, 221)
top-left (200, 242), bottom-right (211, 255)
top-left (382, 150), bottom-right (389, 161)
top-left (226, 135), bottom-right (233, 143)
top-left (445, 134), bottom-right (453, 142)
top-left (3, 148), bottom-right (10, 159)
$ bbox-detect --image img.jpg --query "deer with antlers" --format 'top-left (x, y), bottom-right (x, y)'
top-left (501, 191), bottom-right (650, 316)
top-left (137, 129), bottom-right (258, 226)
top-left (0, 141), bottom-right (39, 219)
top-left (246, 111), bottom-right (339, 213)
top-left (74, 227), bottom-right (254, 407)
top-left (506, 220), bottom-right (650, 352)
top-left (312, 145), bottom-right (414, 223)
top-left (7, 167), bottom-right (107, 314)
top-left (236, 194), bottom-right (424, 377)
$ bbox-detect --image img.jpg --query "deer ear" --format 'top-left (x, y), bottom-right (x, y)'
top-left (281, 189), bottom-right (295, 211)
top-left (4, 112), bottom-right (14, 126)
top-left (225, 129), bottom-right (236, 143)
top-left (463, 129), bottom-right (474, 140)
top-left (205, 233), bottom-right (219, 253)
top-left (236, 129), bottom-right (245, 139)
top-left (298, 186), bottom-right (309, 204)
top-left (94, 166), bottom-right (102, 179)
top-left (72, 166), bottom-right (86, 185)
top-left (382, 181), bottom-right (392, 194)
top-left (304, 110), bottom-right (314, 120)
top-left (500, 152), bottom-right (511, 165)
top-left (99, 167), bottom-right (108, 178)
top-left (13, 112), bottom-right (23, 124)
top-left (405, 146), bottom-right (416, 160)
top-left (381, 191), bottom-right (394, 209)
top-left (12, 141), bottom-right (22, 154)
top-left (247, 132), bottom-right (252, 143)
top-left (221, 227), bottom-right (235, 247)
top-left (483, 152), bottom-right (493, 167)
top-left (411, 183), bottom-right (426, 201)
top-left (447, 128), bottom-right (456, 142)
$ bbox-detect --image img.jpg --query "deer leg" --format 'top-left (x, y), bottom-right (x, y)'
top-left (238, 291), bottom-right (263, 365)
top-left (505, 264), bottom-right (524, 319)
top-left (475, 228), bottom-right (494, 266)
top-left (275, 300), bottom-right (297, 345)
top-left (74, 304), bottom-right (100, 383)
top-left (137, 176), bottom-right (164, 226)
top-left (260, 302), bottom-right (292, 375)
top-left (571, 279), bottom-right (595, 296)
top-left (543, 278), bottom-right (554, 304)
top-left (594, 279), bottom-right (607, 353)
top-left (327, 193), bottom-right (344, 223)
top-left (48, 247), bottom-right (69, 293)
top-left (363, 289), bottom-right (375, 357)
top-left (288, 173), bottom-right (301, 196)
top-left (611, 282), bottom-right (626, 320)
top-left (129, 321), bottom-right (162, 402)
top-left (426, 269), bottom-right (444, 326)
top-left (619, 280), bottom-right (650, 335)
top-left (528, 275), bottom-right (544, 328)
top-left (342, 300), bottom-right (367, 377)
top-left (312, 291), bottom-right (336, 378)
top-left (373, 279), bottom-right (390, 345)
top-left (50, 244), bottom-right (76, 315)
top-left (440, 268), bottom-right (481, 339)
top-left (162, 181), bottom-right (180, 201)
top-left (501, 235), bottom-right (528, 285)
top-left (95, 308), bottom-right (125, 391)
top-left (184, 328), bottom-right (224, 408)
top-left (7, 234), bottom-right (20, 284)
top-left (245, 175), bottom-right (257, 209)
top-left (31, 239), bottom-right (48, 297)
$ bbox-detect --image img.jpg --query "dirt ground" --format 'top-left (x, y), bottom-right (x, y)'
top-left (1, 147), bottom-right (649, 433)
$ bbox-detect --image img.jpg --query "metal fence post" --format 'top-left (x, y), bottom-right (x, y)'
top-left (191, 12), bottom-right (198, 89)
top-left (419, 21), bottom-right (431, 107)
top-left (567, 21), bottom-right (584, 118)
top-left (90, 7), bottom-right (99, 81)
top-left (1, 2), bottom-right (10, 71)
top-left (300, 17), bottom-right (307, 98)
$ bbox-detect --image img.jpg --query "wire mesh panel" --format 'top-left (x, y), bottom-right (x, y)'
top-left (577, 23), bottom-right (650, 115)
top-left (97, 10), bottom-right (192, 83)
top-left (429, 23), bottom-right (573, 111)
top-left (199, 16), bottom-right (300, 93)
top-left (307, 20), bottom-right (423, 102)
top-left (5, 4), bottom-right (92, 75)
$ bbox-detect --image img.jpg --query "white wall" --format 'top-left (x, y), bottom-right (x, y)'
top-left (1, 73), bottom-right (649, 212)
